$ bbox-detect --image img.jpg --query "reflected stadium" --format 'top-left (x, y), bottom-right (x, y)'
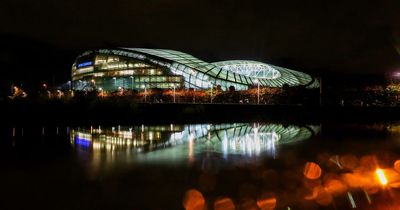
top-left (72, 48), bottom-right (319, 91)
top-left (71, 123), bottom-right (319, 167)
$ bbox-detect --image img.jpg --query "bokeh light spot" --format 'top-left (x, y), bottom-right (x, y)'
top-left (324, 179), bottom-right (347, 196)
top-left (394, 160), bottom-right (400, 173)
top-left (257, 193), bottom-right (277, 210)
top-left (214, 197), bottom-right (235, 210)
top-left (304, 162), bottom-right (322, 180)
top-left (182, 189), bottom-right (206, 210)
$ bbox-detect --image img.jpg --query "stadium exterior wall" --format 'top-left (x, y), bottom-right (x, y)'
top-left (72, 48), bottom-right (318, 92)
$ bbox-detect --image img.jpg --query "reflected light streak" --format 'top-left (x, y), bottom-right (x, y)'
top-left (75, 137), bottom-right (91, 148)
top-left (364, 190), bottom-right (372, 204)
top-left (347, 192), bottom-right (357, 209)
top-left (188, 134), bottom-right (195, 164)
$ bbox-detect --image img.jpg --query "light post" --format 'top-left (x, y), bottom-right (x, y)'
top-left (112, 77), bottom-right (116, 90)
top-left (130, 76), bottom-right (134, 90)
top-left (91, 79), bottom-right (96, 90)
top-left (210, 83), bottom-right (213, 103)
top-left (98, 87), bottom-right (103, 97)
top-left (67, 80), bottom-right (71, 91)
top-left (254, 79), bottom-right (260, 104)
top-left (189, 70), bottom-right (195, 89)
top-left (142, 84), bottom-right (147, 103)
top-left (193, 88), bottom-right (196, 103)
top-left (172, 84), bottom-right (176, 103)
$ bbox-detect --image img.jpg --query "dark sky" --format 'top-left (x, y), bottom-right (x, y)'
top-left (1, 0), bottom-right (400, 83)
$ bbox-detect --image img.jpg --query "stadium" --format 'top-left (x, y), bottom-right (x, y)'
top-left (72, 48), bottom-right (318, 92)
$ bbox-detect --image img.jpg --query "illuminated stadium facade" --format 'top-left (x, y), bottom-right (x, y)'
top-left (72, 48), bottom-right (318, 91)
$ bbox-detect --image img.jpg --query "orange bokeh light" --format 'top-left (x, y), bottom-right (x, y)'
top-left (394, 160), bottom-right (400, 173)
top-left (257, 193), bottom-right (277, 210)
top-left (214, 197), bottom-right (235, 210)
top-left (182, 189), bottom-right (206, 210)
top-left (324, 179), bottom-right (347, 196)
top-left (304, 162), bottom-right (322, 180)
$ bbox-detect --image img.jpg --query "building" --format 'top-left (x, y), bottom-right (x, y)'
top-left (72, 48), bottom-right (318, 91)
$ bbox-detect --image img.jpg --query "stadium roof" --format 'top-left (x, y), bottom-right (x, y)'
top-left (79, 48), bottom-right (318, 88)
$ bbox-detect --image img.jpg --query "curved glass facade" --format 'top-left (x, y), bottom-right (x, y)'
top-left (72, 48), bottom-right (318, 91)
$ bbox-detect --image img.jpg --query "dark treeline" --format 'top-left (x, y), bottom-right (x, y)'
top-left (0, 34), bottom-right (77, 97)
top-left (3, 95), bottom-right (400, 126)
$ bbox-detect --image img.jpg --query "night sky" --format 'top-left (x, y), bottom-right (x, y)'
top-left (1, 0), bottom-right (400, 89)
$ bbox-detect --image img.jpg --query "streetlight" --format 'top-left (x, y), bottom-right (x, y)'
top-left (91, 79), bottom-right (96, 91)
top-left (142, 84), bottom-right (147, 103)
top-left (130, 76), bottom-right (134, 90)
top-left (67, 80), bottom-right (71, 91)
top-left (98, 87), bottom-right (103, 97)
top-left (172, 84), bottom-right (176, 103)
top-left (189, 69), bottom-right (196, 89)
top-left (112, 77), bottom-right (117, 90)
top-left (254, 79), bottom-right (260, 104)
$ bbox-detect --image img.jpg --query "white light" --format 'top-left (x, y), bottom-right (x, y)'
top-left (218, 62), bottom-right (281, 79)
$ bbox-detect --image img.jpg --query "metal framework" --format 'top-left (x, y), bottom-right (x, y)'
top-left (72, 48), bottom-right (318, 91)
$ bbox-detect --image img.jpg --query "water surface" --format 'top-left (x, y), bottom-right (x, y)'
top-left (1, 122), bottom-right (400, 209)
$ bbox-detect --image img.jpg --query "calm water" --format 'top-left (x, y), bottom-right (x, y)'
top-left (1, 122), bottom-right (400, 209)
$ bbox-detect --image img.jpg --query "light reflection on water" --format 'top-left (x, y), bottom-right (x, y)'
top-left (7, 122), bottom-right (400, 209)
top-left (71, 123), bottom-right (319, 168)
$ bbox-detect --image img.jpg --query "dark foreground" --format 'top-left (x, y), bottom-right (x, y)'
top-left (1, 122), bottom-right (400, 209)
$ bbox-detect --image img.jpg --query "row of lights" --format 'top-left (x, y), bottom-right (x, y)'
top-left (76, 77), bottom-right (260, 104)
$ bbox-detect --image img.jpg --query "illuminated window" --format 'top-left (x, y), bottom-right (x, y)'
top-left (95, 55), bottom-right (107, 65)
